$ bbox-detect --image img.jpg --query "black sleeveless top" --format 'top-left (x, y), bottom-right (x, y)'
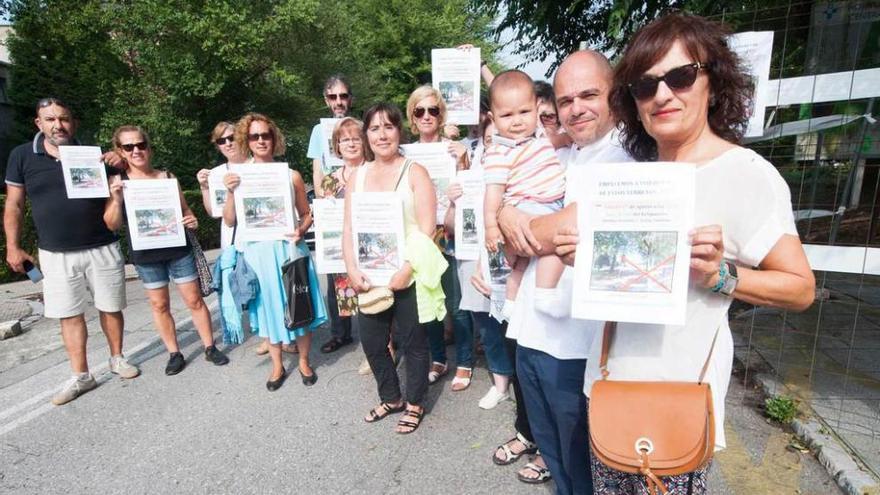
top-left (120, 170), bottom-right (192, 265)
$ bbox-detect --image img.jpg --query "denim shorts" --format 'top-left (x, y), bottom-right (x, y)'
top-left (134, 252), bottom-right (198, 289)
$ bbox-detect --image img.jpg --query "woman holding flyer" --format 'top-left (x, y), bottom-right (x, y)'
top-left (554, 14), bottom-right (815, 492)
top-left (405, 85), bottom-right (476, 392)
top-left (104, 126), bottom-right (229, 376)
top-left (222, 113), bottom-right (322, 391)
top-left (318, 117), bottom-right (363, 355)
top-left (343, 103), bottom-right (436, 434)
top-left (195, 121), bottom-right (246, 250)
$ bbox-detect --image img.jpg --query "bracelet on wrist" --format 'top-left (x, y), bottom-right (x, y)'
top-left (710, 262), bottom-right (727, 293)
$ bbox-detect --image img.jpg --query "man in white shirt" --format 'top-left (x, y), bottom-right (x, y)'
top-left (497, 50), bottom-right (631, 495)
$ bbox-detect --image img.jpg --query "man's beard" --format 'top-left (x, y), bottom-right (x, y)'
top-left (46, 133), bottom-right (71, 146)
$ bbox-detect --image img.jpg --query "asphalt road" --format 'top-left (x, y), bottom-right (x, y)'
top-left (0, 277), bottom-right (841, 494)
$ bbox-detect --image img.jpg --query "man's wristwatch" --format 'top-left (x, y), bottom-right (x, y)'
top-left (711, 260), bottom-right (738, 296)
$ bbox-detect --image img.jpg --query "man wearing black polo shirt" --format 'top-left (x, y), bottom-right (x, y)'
top-left (4, 98), bottom-right (140, 406)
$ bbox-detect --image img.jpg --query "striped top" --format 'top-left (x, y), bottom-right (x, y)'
top-left (483, 136), bottom-right (566, 206)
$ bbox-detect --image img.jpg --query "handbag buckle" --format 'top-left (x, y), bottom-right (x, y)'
top-left (634, 437), bottom-right (654, 455)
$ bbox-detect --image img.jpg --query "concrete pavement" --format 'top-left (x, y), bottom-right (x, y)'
top-left (0, 256), bottom-right (841, 494)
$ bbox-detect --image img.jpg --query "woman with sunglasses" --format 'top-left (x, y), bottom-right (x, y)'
top-left (222, 113), bottom-right (320, 391)
top-left (405, 85), bottom-right (476, 392)
top-left (318, 117), bottom-right (364, 355)
top-left (104, 126), bottom-right (229, 375)
top-left (534, 80), bottom-right (572, 150)
top-left (553, 14), bottom-right (814, 492)
top-left (343, 103), bottom-right (436, 434)
top-left (196, 121), bottom-right (246, 250)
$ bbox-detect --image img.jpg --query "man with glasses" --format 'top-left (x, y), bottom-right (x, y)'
top-left (307, 75), bottom-right (359, 355)
top-left (4, 98), bottom-right (140, 406)
top-left (309, 74), bottom-right (353, 197)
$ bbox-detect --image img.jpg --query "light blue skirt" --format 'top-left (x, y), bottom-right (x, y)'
top-left (241, 240), bottom-right (327, 344)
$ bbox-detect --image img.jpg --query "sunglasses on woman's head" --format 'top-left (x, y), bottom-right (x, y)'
top-left (628, 62), bottom-right (709, 101)
top-left (413, 106), bottom-right (440, 119)
top-left (120, 142), bottom-right (148, 152)
top-left (214, 135), bottom-right (234, 146)
top-left (248, 132), bottom-right (273, 142)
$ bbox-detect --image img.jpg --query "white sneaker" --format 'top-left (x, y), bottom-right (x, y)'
top-left (109, 355), bottom-right (140, 379)
top-left (51, 375), bottom-right (97, 405)
top-left (479, 385), bottom-right (510, 410)
top-left (358, 358), bottom-right (372, 376)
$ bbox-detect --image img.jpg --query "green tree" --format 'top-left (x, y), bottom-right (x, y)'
top-left (478, 0), bottom-right (812, 75)
top-left (4, 0), bottom-right (499, 188)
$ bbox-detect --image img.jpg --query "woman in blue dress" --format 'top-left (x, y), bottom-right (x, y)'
top-left (222, 113), bottom-right (325, 391)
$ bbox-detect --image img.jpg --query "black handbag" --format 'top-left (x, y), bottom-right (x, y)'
top-left (185, 228), bottom-right (214, 297)
top-left (282, 255), bottom-right (315, 329)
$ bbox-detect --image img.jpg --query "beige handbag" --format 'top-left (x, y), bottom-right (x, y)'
top-left (357, 286), bottom-right (394, 315)
top-left (588, 321), bottom-right (718, 495)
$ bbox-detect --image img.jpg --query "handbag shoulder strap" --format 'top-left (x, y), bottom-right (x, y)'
top-left (394, 159), bottom-right (412, 192)
top-left (600, 321), bottom-right (721, 384)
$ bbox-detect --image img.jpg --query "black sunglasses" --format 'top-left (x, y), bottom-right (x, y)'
top-left (326, 93), bottom-right (350, 101)
top-left (628, 62), bottom-right (709, 100)
top-left (248, 132), bottom-right (273, 142)
top-left (413, 106), bottom-right (440, 119)
top-left (120, 141), bottom-right (148, 152)
top-left (214, 135), bottom-right (234, 146)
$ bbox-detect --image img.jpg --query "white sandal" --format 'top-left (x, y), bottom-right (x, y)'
top-left (493, 432), bottom-right (537, 465)
top-left (450, 367), bottom-right (473, 391)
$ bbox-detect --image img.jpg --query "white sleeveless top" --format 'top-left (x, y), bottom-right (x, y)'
top-left (353, 159), bottom-right (419, 237)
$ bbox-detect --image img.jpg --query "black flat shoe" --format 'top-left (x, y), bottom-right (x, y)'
top-left (299, 366), bottom-right (317, 386)
top-left (205, 345), bottom-right (229, 366)
top-left (266, 367), bottom-right (287, 391)
top-left (165, 352), bottom-right (186, 376)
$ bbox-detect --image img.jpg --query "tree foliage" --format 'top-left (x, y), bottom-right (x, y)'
top-left (478, 0), bottom-right (806, 75)
top-left (3, 0), bottom-right (497, 188)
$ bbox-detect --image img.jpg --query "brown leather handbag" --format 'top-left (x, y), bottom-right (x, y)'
top-left (588, 321), bottom-right (718, 495)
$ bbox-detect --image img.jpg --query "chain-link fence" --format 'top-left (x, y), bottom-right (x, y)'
top-left (716, 0), bottom-right (880, 477)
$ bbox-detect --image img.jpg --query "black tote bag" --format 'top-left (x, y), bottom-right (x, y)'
top-left (281, 255), bottom-right (314, 329)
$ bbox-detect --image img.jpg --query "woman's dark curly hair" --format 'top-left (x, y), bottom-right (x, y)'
top-left (609, 13), bottom-right (754, 161)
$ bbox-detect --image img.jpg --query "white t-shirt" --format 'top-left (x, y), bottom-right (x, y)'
top-left (583, 146), bottom-right (798, 451)
top-left (507, 129), bottom-right (632, 359)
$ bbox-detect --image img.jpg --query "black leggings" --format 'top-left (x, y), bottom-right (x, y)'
top-left (358, 286), bottom-right (429, 405)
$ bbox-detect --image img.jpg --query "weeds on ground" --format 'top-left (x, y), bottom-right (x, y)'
top-left (764, 395), bottom-right (798, 424)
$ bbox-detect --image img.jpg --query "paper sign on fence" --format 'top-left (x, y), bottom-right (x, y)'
top-left (431, 48), bottom-right (481, 125)
top-left (313, 198), bottom-right (346, 274)
top-left (59, 146), bottom-right (109, 199)
top-left (122, 178), bottom-right (186, 251)
top-left (229, 163), bottom-right (295, 242)
top-left (728, 31), bottom-right (774, 138)
top-left (569, 162), bottom-right (695, 325)
top-left (351, 192), bottom-right (406, 286)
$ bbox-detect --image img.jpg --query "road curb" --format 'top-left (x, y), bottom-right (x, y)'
top-left (750, 371), bottom-right (880, 495)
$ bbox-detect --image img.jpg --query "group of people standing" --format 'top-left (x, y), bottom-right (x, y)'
top-left (4, 13), bottom-right (817, 495)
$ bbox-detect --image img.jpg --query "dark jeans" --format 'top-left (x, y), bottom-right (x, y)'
top-left (358, 286), bottom-right (429, 405)
top-left (474, 312), bottom-right (513, 375)
top-left (505, 333), bottom-right (533, 443)
top-left (517, 345), bottom-right (591, 495)
top-left (427, 254), bottom-right (474, 367)
top-left (326, 275), bottom-right (352, 340)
